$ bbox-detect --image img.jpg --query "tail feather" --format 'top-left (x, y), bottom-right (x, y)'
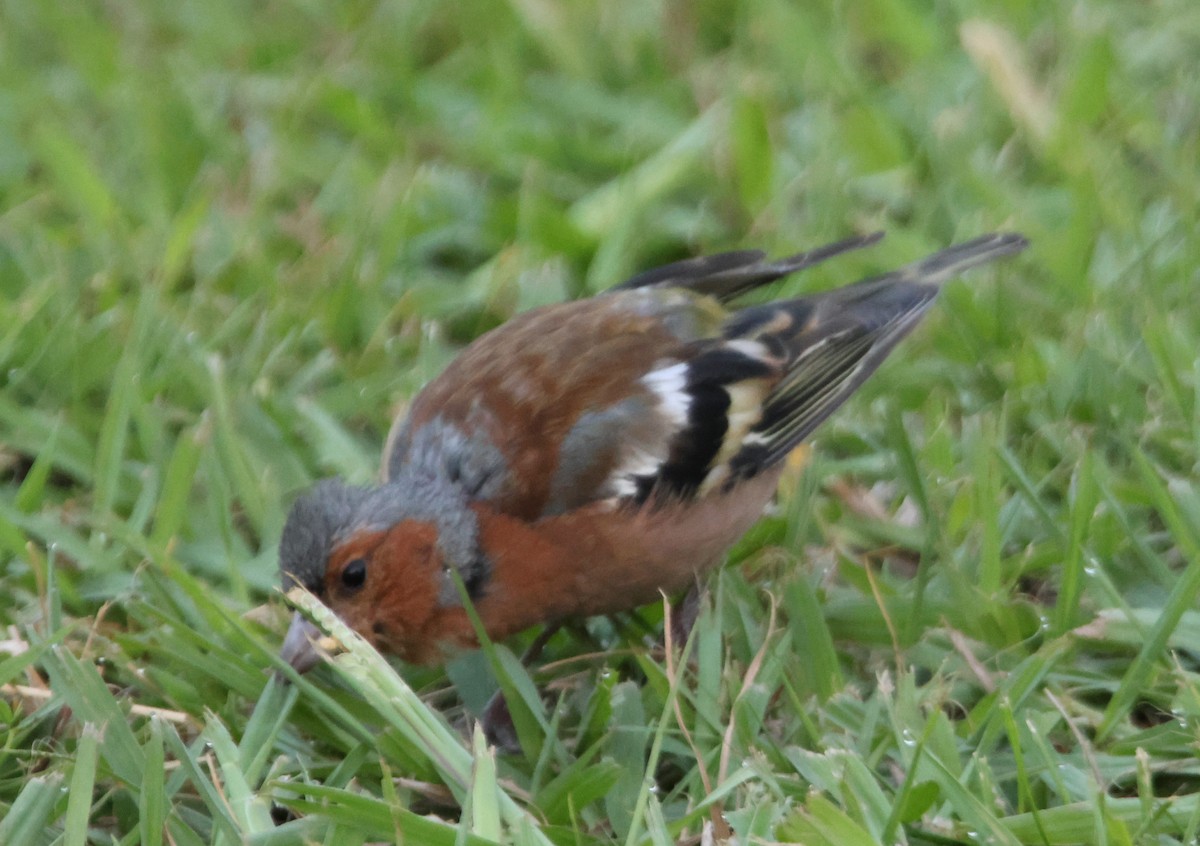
top-left (897, 232), bottom-right (1029, 286)
top-left (717, 232), bottom-right (1028, 484)
top-left (614, 231), bottom-right (886, 303)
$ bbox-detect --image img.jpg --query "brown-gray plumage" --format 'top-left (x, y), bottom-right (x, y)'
top-left (280, 231), bottom-right (1028, 667)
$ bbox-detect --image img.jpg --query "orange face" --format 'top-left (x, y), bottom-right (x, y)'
top-left (319, 520), bottom-right (450, 663)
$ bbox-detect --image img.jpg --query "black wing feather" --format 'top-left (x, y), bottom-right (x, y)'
top-left (613, 233), bottom-right (885, 303)
top-left (721, 232), bottom-right (1029, 482)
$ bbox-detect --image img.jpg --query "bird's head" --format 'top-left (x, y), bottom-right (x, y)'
top-left (277, 477), bottom-right (487, 669)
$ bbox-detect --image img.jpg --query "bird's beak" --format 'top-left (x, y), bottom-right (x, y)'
top-left (280, 612), bottom-right (323, 673)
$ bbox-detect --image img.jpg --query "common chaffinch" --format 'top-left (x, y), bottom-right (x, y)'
top-left (280, 231), bottom-right (1027, 671)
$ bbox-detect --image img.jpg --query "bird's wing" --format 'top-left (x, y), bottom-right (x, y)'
top-left (384, 233), bottom-right (1027, 517)
top-left (383, 286), bottom-right (731, 518)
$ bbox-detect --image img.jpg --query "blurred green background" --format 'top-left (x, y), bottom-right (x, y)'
top-left (1, 0), bottom-right (1199, 843)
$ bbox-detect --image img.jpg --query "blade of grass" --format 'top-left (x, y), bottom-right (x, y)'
top-left (469, 724), bottom-right (503, 839)
top-left (275, 783), bottom-right (503, 845)
top-left (0, 775), bottom-right (65, 845)
top-left (1100, 450), bottom-right (1200, 739)
top-left (160, 721), bottom-right (244, 845)
top-left (150, 414), bottom-right (211, 549)
top-left (286, 587), bottom-right (554, 845)
top-left (94, 287), bottom-right (157, 520)
top-left (63, 724), bottom-right (103, 846)
top-left (140, 717), bottom-right (167, 846)
top-left (42, 645), bottom-right (146, 786)
top-left (1003, 793), bottom-right (1200, 843)
top-left (206, 710), bottom-right (276, 835)
top-left (1053, 450), bottom-right (1097, 635)
top-left (238, 675), bottom-right (298, 785)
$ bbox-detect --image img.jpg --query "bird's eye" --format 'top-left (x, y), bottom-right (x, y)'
top-left (341, 558), bottom-right (367, 591)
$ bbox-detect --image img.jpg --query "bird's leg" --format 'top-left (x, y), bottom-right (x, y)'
top-left (480, 623), bottom-right (561, 751)
top-left (669, 580), bottom-right (706, 653)
top-left (481, 584), bottom-right (705, 751)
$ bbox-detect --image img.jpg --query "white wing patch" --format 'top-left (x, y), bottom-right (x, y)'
top-left (723, 338), bottom-right (772, 360)
top-left (609, 445), bottom-right (667, 499)
top-left (595, 361), bottom-right (694, 504)
top-left (641, 361), bottom-right (691, 427)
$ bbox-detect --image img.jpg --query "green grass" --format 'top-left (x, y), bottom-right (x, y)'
top-left (2, 0), bottom-right (1199, 842)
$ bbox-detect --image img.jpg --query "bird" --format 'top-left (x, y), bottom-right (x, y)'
top-left (279, 231), bottom-right (1028, 672)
